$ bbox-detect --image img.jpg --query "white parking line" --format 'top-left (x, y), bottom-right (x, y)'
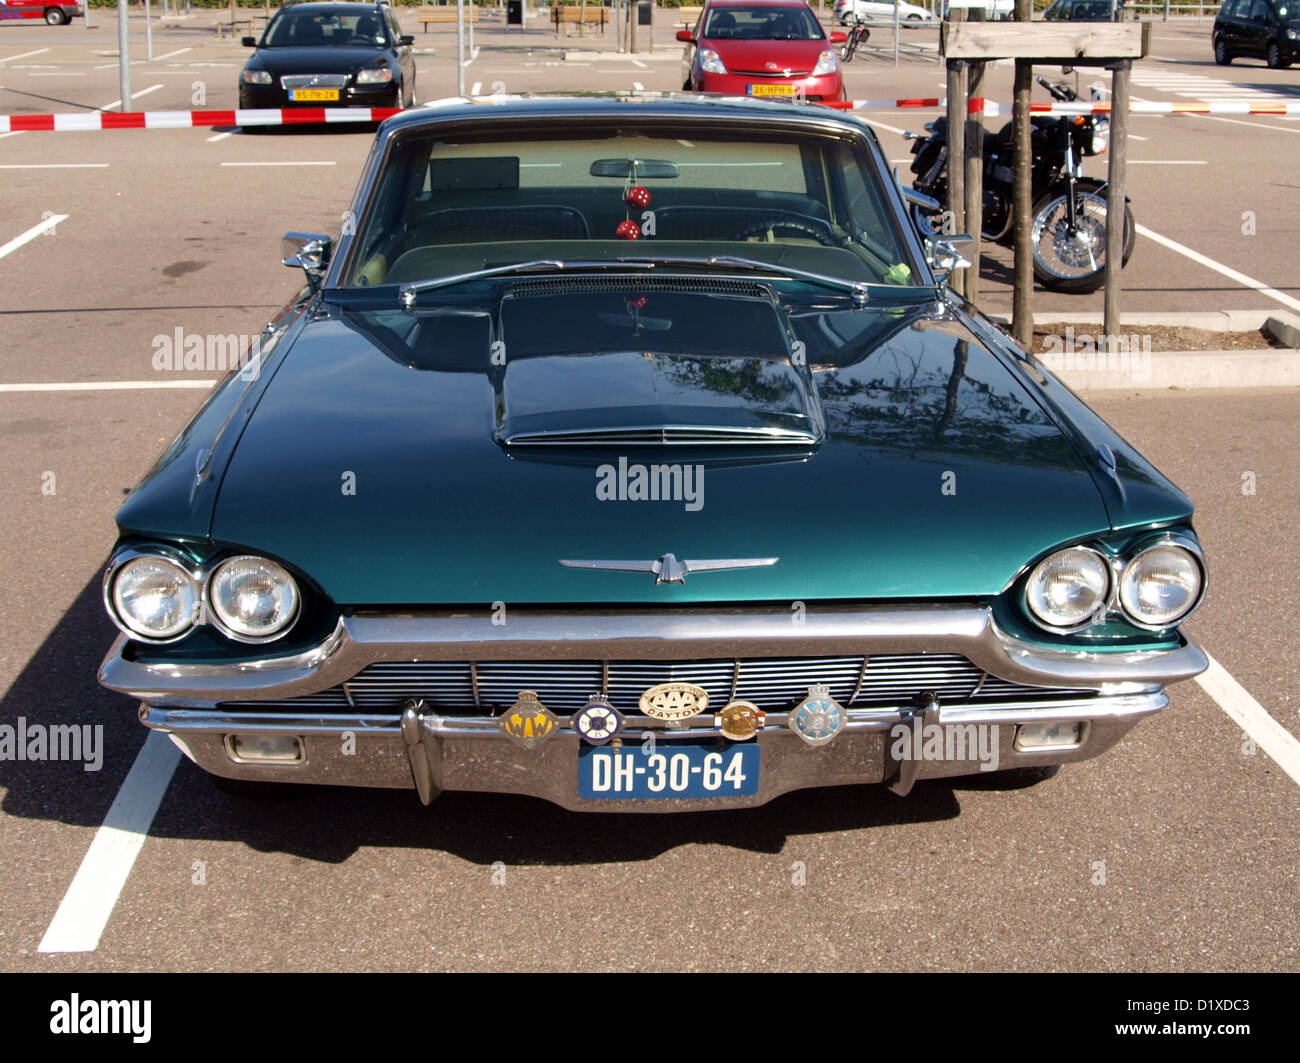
top-left (1127, 160), bottom-right (1206, 165)
top-left (1135, 223), bottom-right (1300, 315)
top-left (1197, 654), bottom-right (1300, 789)
top-left (0, 214), bottom-right (68, 262)
top-left (0, 380), bottom-right (216, 392)
top-left (1192, 113), bottom-right (1300, 135)
top-left (29, 72), bottom-right (88, 77)
top-left (151, 47), bottom-right (193, 62)
top-left (37, 731), bottom-right (180, 954)
top-left (0, 163), bottom-right (108, 169)
top-left (0, 48), bottom-right (50, 64)
top-left (220, 161), bottom-right (336, 167)
top-left (101, 84), bottom-right (164, 111)
top-left (207, 130), bottom-right (233, 142)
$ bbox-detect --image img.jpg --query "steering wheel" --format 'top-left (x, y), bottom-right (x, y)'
top-left (726, 218), bottom-right (842, 247)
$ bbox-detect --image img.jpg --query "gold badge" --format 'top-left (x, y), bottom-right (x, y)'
top-left (716, 700), bottom-right (765, 741)
top-left (498, 690), bottom-right (559, 748)
top-left (639, 681), bottom-right (710, 721)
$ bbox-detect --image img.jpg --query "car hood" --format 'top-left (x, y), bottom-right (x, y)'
top-left (195, 290), bottom-right (1187, 606)
top-left (704, 39), bottom-right (830, 72)
top-left (250, 46), bottom-right (388, 75)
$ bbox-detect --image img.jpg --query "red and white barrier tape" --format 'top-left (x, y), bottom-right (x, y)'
top-left (829, 96), bottom-right (1300, 117)
top-left (3, 98), bottom-right (1299, 131)
top-left (0, 106), bottom-right (402, 133)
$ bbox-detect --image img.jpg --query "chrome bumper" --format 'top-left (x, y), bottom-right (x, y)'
top-left (99, 604), bottom-right (1209, 705)
top-left (145, 690), bottom-right (1167, 812)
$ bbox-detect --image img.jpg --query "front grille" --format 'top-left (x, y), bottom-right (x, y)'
top-left (219, 654), bottom-right (1096, 716)
top-left (509, 276), bottom-right (769, 299)
top-left (280, 74), bottom-right (349, 90)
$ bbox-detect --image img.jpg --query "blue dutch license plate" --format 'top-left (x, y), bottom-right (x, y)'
top-left (579, 741), bottom-right (760, 799)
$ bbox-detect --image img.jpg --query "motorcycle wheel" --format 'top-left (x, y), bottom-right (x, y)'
top-left (1030, 179), bottom-right (1135, 294)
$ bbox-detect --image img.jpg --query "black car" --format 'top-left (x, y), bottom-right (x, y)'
top-left (239, 2), bottom-right (417, 111)
top-left (1214, 0), bottom-right (1298, 67)
top-left (1042, 0), bottom-right (1124, 19)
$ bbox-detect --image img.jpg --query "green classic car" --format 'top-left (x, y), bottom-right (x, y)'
top-left (98, 94), bottom-right (1207, 811)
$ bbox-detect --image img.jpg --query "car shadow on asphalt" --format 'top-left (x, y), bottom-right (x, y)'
top-left (0, 574), bottom-right (1001, 865)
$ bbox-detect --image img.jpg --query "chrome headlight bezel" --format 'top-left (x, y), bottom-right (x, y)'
top-left (241, 68), bottom-right (272, 85)
top-left (1022, 545), bottom-right (1113, 634)
top-left (205, 555), bottom-right (302, 644)
top-left (1116, 534), bottom-right (1207, 632)
top-left (355, 67), bottom-right (394, 84)
top-left (103, 548), bottom-right (202, 645)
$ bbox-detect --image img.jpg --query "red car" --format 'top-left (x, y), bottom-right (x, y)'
top-left (0, 0), bottom-right (83, 24)
top-left (678, 0), bottom-right (847, 103)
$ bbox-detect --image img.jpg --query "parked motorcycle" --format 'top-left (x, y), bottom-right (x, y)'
top-left (907, 76), bottom-right (1135, 294)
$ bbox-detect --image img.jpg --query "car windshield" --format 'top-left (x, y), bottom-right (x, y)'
top-left (262, 8), bottom-right (387, 47)
top-left (702, 5), bottom-right (826, 39)
top-left (343, 124), bottom-right (920, 291)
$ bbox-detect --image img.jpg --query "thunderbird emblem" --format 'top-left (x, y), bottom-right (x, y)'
top-left (789, 685), bottom-right (845, 746)
top-left (560, 554), bottom-right (777, 585)
top-left (498, 690), bottom-right (559, 748)
top-left (639, 682), bottom-right (710, 721)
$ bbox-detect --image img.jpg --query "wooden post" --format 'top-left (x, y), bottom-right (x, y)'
top-left (1104, 60), bottom-right (1130, 354)
top-left (1011, 0), bottom-right (1034, 348)
top-left (945, 57), bottom-right (967, 298)
top-left (964, 59), bottom-right (984, 309)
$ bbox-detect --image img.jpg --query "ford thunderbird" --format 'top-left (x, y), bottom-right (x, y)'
top-left (98, 94), bottom-right (1207, 810)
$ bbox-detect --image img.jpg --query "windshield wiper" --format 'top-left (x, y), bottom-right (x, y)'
top-left (397, 259), bottom-right (655, 307)
top-left (615, 255), bottom-right (892, 305)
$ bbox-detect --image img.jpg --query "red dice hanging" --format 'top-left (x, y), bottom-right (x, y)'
top-left (615, 220), bottom-right (642, 240)
top-left (625, 186), bottom-right (652, 210)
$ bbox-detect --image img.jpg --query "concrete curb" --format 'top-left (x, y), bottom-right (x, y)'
top-left (1049, 350), bottom-right (1300, 391)
top-left (986, 310), bottom-right (1288, 332)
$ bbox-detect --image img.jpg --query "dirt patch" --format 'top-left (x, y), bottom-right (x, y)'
top-left (1030, 324), bottom-right (1283, 354)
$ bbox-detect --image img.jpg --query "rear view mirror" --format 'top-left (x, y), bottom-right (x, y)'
top-left (590, 158), bottom-right (680, 179)
top-left (241, 36), bottom-right (258, 47)
top-left (399, 34), bottom-right (415, 45)
top-left (676, 29), bottom-right (694, 42)
top-left (282, 232), bottom-right (332, 289)
top-left (830, 30), bottom-right (847, 43)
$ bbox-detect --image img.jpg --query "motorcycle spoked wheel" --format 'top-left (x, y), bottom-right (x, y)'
top-left (1030, 178), bottom-right (1135, 294)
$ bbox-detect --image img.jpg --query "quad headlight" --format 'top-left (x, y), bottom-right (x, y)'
top-left (208, 555), bottom-right (300, 642)
top-left (1118, 542), bottom-right (1203, 629)
top-left (107, 555), bottom-right (200, 643)
top-left (1024, 546), bottom-right (1111, 631)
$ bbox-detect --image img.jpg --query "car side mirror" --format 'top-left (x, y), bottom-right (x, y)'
top-left (399, 34), bottom-right (414, 45)
top-left (676, 29), bottom-right (695, 42)
top-left (924, 233), bottom-right (974, 284)
top-left (282, 232), bottom-right (332, 288)
top-left (241, 36), bottom-right (258, 47)
top-left (830, 30), bottom-right (847, 43)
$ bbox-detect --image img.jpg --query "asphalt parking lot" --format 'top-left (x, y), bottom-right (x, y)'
top-left (1, 9), bottom-right (1298, 973)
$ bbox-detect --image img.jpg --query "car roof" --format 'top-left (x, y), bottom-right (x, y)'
top-left (378, 92), bottom-right (875, 138)
top-left (704, 0), bottom-right (820, 7)
top-left (277, 2), bottom-right (386, 11)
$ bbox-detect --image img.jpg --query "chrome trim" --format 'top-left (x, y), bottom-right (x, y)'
top-left (99, 605), bottom-right (1208, 706)
top-left (559, 554), bottom-right (779, 585)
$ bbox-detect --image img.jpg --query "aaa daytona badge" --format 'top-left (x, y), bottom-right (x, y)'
top-left (789, 685), bottom-right (845, 746)
top-left (572, 696), bottom-right (624, 746)
top-left (498, 690), bottom-right (559, 748)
